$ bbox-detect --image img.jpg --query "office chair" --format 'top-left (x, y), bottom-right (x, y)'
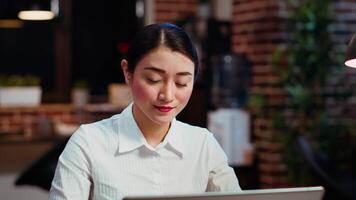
top-left (15, 137), bottom-right (69, 191)
top-left (295, 135), bottom-right (356, 200)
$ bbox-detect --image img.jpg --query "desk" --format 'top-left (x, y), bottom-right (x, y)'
top-left (0, 134), bottom-right (68, 145)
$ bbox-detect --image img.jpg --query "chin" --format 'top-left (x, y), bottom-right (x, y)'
top-left (151, 116), bottom-right (175, 126)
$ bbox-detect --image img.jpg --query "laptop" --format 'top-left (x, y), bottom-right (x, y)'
top-left (123, 186), bottom-right (324, 200)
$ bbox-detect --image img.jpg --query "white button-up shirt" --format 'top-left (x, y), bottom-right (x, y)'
top-left (49, 104), bottom-right (241, 200)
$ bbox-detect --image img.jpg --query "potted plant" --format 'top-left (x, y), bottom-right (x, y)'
top-left (108, 83), bottom-right (132, 107)
top-left (71, 80), bottom-right (89, 106)
top-left (270, 0), bottom-right (356, 185)
top-left (0, 75), bottom-right (42, 107)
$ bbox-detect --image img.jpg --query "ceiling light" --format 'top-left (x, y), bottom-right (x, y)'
top-left (18, 10), bottom-right (54, 21)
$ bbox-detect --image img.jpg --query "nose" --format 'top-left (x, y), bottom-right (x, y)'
top-left (158, 82), bottom-right (174, 102)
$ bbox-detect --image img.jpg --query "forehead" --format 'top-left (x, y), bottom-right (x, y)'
top-left (135, 47), bottom-right (195, 74)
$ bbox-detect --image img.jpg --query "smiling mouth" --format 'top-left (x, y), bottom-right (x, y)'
top-left (154, 105), bottom-right (174, 113)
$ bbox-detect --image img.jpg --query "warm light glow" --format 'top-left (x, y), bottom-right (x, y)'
top-left (18, 10), bottom-right (54, 21)
top-left (345, 58), bottom-right (356, 68)
top-left (0, 19), bottom-right (23, 28)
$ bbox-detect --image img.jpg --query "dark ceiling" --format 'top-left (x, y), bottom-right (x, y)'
top-left (0, 0), bottom-right (51, 19)
top-left (0, 0), bottom-right (140, 96)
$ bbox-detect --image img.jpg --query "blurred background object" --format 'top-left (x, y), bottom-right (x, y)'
top-left (71, 80), bottom-right (89, 106)
top-left (208, 108), bottom-right (253, 166)
top-left (295, 134), bottom-right (356, 200)
top-left (0, 75), bottom-right (42, 107)
top-left (108, 83), bottom-right (132, 108)
top-left (211, 53), bottom-right (250, 108)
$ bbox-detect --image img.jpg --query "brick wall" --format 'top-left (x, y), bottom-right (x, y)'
top-left (0, 104), bottom-right (123, 139)
top-left (232, 0), bottom-right (289, 188)
top-left (0, 105), bottom-right (74, 137)
top-left (232, 0), bottom-right (356, 188)
top-left (154, 0), bottom-right (200, 23)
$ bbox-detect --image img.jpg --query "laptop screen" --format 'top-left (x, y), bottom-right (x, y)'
top-left (123, 186), bottom-right (324, 200)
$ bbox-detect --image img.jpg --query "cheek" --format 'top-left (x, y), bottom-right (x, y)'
top-left (131, 81), bottom-right (156, 101)
top-left (176, 88), bottom-right (193, 105)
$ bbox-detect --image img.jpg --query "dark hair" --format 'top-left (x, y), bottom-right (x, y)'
top-left (126, 23), bottom-right (199, 80)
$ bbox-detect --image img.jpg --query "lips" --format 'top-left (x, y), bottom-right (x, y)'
top-left (154, 105), bottom-right (174, 113)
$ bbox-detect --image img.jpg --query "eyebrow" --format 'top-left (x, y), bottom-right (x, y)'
top-left (144, 67), bottom-right (192, 76)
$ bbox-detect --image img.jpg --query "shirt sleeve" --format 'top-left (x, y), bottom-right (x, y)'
top-left (205, 131), bottom-right (242, 192)
top-left (49, 126), bottom-right (92, 200)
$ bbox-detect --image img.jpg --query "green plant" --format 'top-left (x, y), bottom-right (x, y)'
top-left (0, 74), bottom-right (41, 87)
top-left (246, 93), bottom-right (265, 114)
top-left (73, 80), bottom-right (89, 89)
top-left (271, 0), bottom-right (355, 185)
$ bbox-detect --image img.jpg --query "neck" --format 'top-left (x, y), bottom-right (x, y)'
top-left (132, 105), bottom-right (170, 148)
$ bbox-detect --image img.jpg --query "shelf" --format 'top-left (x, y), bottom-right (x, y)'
top-left (0, 133), bottom-right (68, 145)
top-left (0, 103), bottom-right (125, 144)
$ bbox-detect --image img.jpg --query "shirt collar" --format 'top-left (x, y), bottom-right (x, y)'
top-left (162, 118), bottom-right (185, 158)
top-left (117, 103), bottom-right (146, 153)
top-left (115, 103), bottom-right (185, 157)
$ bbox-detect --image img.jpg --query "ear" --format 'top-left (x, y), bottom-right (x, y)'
top-left (121, 59), bottom-right (132, 85)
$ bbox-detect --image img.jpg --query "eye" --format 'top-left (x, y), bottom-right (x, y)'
top-left (176, 82), bottom-right (188, 88)
top-left (146, 78), bottom-right (161, 84)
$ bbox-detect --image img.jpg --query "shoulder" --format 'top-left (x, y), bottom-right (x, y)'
top-left (175, 120), bottom-right (217, 147)
top-left (80, 116), bottom-right (116, 137)
top-left (176, 120), bottom-right (211, 136)
top-left (68, 114), bottom-right (121, 152)
top-left (175, 120), bottom-right (226, 164)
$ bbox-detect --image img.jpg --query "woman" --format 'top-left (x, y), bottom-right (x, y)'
top-left (49, 23), bottom-right (241, 200)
